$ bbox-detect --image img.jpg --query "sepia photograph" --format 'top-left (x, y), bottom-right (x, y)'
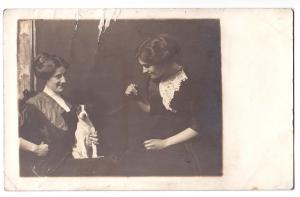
top-left (4, 9), bottom-right (293, 190)
top-left (17, 16), bottom-right (222, 177)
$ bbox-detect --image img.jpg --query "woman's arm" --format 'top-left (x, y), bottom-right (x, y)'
top-left (165, 128), bottom-right (198, 147)
top-left (144, 128), bottom-right (198, 150)
top-left (19, 137), bottom-right (49, 156)
top-left (133, 95), bottom-right (150, 113)
top-left (125, 84), bottom-right (150, 113)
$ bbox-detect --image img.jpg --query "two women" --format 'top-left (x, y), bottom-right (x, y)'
top-left (19, 34), bottom-right (202, 176)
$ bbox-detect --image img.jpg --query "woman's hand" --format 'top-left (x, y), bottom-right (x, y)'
top-left (125, 83), bottom-right (151, 112)
top-left (144, 139), bottom-right (168, 150)
top-left (125, 83), bottom-right (139, 97)
top-left (34, 141), bottom-right (49, 157)
top-left (85, 132), bottom-right (99, 147)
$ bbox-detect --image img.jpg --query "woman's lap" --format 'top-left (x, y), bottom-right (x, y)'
top-left (114, 143), bottom-right (197, 176)
top-left (51, 157), bottom-right (117, 176)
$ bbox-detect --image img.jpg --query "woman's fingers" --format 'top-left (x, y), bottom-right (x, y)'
top-left (144, 140), bottom-right (157, 150)
top-left (125, 84), bottom-right (138, 96)
top-left (35, 142), bottom-right (49, 156)
top-left (39, 142), bottom-right (48, 150)
top-left (89, 134), bottom-right (98, 138)
top-left (143, 139), bottom-right (166, 150)
top-left (85, 135), bottom-right (99, 146)
top-left (42, 144), bottom-right (49, 151)
top-left (145, 145), bottom-right (153, 150)
top-left (144, 143), bottom-right (153, 148)
top-left (89, 137), bottom-right (98, 142)
top-left (144, 139), bottom-right (153, 144)
top-left (89, 135), bottom-right (99, 144)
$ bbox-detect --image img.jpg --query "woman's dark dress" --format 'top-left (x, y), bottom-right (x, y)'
top-left (19, 92), bottom-right (114, 176)
top-left (117, 69), bottom-right (202, 176)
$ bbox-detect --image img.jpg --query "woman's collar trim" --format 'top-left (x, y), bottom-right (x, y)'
top-left (159, 69), bottom-right (188, 112)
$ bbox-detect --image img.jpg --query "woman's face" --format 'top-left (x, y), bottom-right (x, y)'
top-left (45, 66), bottom-right (67, 94)
top-left (139, 59), bottom-right (167, 80)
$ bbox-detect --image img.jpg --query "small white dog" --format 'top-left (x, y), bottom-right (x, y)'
top-left (72, 104), bottom-right (99, 159)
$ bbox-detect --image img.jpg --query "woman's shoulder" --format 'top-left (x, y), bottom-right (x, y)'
top-left (25, 92), bottom-right (53, 109)
top-left (181, 68), bottom-right (201, 91)
top-left (26, 91), bottom-right (45, 103)
top-left (171, 68), bottom-right (199, 102)
top-left (169, 68), bottom-right (193, 93)
top-left (19, 92), bottom-right (48, 121)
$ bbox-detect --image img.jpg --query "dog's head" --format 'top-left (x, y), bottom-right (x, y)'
top-left (68, 89), bottom-right (107, 128)
top-left (76, 104), bottom-right (92, 121)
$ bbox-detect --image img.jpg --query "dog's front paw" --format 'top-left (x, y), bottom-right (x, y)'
top-left (72, 147), bottom-right (82, 159)
top-left (81, 149), bottom-right (88, 158)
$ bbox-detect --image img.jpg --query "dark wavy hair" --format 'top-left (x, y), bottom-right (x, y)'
top-left (136, 34), bottom-right (180, 66)
top-left (32, 53), bottom-right (69, 80)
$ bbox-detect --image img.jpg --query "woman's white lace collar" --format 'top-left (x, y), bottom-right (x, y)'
top-left (159, 69), bottom-right (188, 112)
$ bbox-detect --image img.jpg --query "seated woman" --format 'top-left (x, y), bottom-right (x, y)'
top-left (121, 34), bottom-right (202, 176)
top-left (19, 53), bottom-right (113, 176)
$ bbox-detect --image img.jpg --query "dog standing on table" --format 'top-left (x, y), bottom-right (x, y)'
top-left (72, 104), bottom-right (99, 159)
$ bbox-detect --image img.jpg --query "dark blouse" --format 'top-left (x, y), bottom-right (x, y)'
top-left (117, 69), bottom-right (203, 176)
top-left (147, 69), bottom-right (200, 133)
top-left (19, 92), bottom-right (77, 176)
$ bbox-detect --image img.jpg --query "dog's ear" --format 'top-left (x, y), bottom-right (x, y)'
top-left (75, 105), bottom-right (82, 116)
top-left (83, 104), bottom-right (92, 114)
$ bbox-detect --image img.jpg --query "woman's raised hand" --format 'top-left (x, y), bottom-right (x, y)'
top-left (34, 141), bottom-right (49, 157)
top-left (125, 83), bottom-right (139, 97)
top-left (125, 83), bottom-right (151, 112)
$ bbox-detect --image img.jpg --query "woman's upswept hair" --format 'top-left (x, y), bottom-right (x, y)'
top-left (32, 53), bottom-right (69, 80)
top-left (136, 34), bottom-right (180, 65)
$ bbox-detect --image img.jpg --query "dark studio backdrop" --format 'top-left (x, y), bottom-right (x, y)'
top-left (35, 19), bottom-right (222, 175)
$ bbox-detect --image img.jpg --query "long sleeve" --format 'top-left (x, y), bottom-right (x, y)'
top-left (19, 103), bottom-right (44, 144)
top-left (166, 73), bottom-right (201, 133)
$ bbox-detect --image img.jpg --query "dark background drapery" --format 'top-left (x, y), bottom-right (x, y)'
top-left (34, 19), bottom-right (222, 175)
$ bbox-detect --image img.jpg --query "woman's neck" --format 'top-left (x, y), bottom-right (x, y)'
top-left (161, 62), bottom-right (183, 80)
top-left (44, 85), bottom-right (62, 97)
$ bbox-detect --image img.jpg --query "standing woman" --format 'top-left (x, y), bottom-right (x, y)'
top-left (123, 34), bottom-right (202, 175)
top-left (19, 53), bottom-right (100, 176)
